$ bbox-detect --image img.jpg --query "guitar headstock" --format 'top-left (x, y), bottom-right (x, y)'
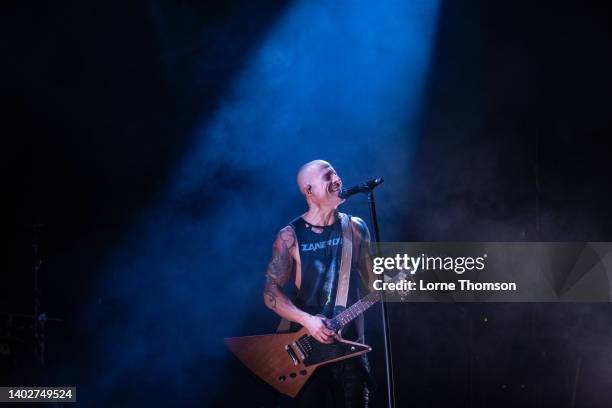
top-left (382, 268), bottom-right (413, 301)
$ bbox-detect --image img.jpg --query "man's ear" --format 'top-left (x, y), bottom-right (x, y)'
top-left (306, 184), bottom-right (312, 195)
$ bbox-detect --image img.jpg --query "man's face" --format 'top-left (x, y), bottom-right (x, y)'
top-left (307, 164), bottom-right (344, 207)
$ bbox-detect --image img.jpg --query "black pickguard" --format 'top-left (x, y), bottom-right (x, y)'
top-left (301, 337), bottom-right (370, 366)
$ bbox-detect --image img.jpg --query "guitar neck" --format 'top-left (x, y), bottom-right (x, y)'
top-left (328, 291), bottom-right (380, 331)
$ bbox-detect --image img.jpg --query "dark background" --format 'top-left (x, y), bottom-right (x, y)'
top-left (3, 0), bottom-right (612, 406)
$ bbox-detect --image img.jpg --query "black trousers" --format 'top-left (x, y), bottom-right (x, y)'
top-left (295, 356), bottom-right (371, 408)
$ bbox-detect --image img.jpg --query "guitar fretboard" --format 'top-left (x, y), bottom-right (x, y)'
top-left (328, 291), bottom-right (380, 331)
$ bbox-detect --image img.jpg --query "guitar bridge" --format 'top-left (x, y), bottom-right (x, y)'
top-left (285, 345), bottom-right (300, 366)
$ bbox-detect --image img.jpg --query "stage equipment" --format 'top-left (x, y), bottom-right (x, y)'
top-left (341, 177), bottom-right (395, 408)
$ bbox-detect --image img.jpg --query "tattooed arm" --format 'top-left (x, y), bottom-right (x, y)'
top-left (263, 226), bottom-right (334, 343)
top-left (263, 226), bottom-right (304, 320)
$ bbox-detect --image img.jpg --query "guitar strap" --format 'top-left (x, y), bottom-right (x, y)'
top-left (334, 212), bottom-right (353, 308)
top-left (276, 212), bottom-right (353, 332)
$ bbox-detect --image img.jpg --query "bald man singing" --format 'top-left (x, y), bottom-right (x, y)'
top-left (264, 160), bottom-right (374, 408)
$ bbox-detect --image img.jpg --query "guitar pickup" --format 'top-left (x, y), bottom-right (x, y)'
top-left (285, 345), bottom-right (300, 366)
top-left (293, 341), bottom-right (307, 359)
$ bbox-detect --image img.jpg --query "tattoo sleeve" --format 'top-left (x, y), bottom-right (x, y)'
top-left (264, 226), bottom-right (295, 310)
top-left (262, 226), bottom-right (312, 325)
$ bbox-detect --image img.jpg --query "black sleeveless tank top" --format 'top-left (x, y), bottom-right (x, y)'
top-left (289, 214), bottom-right (364, 341)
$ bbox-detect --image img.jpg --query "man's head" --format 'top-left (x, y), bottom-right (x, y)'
top-left (297, 160), bottom-right (344, 209)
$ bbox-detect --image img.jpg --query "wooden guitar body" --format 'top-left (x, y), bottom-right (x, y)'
top-left (224, 327), bottom-right (371, 397)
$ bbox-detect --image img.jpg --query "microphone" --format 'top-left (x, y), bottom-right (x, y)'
top-left (339, 177), bottom-right (384, 199)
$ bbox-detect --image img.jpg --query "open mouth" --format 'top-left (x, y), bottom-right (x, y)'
top-left (329, 183), bottom-right (341, 194)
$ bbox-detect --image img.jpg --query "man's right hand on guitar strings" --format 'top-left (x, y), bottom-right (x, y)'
top-left (301, 314), bottom-right (335, 344)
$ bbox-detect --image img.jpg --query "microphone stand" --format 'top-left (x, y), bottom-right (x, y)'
top-left (366, 189), bottom-right (396, 408)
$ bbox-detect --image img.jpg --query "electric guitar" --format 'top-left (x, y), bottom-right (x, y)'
top-left (224, 272), bottom-right (407, 397)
